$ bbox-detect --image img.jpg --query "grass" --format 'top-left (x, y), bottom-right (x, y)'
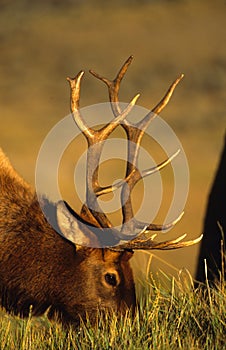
top-left (0, 277), bottom-right (225, 350)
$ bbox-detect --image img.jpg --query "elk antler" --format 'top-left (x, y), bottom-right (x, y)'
top-left (66, 57), bottom-right (202, 250)
top-left (89, 56), bottom-right (184, 235)
top-left (67, 71), bottom-right (140, 241)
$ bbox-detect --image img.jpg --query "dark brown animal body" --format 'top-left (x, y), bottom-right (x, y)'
top-left (0, 150), bottom-right (135, 324)
top-left (196, 133), bottom-right (226, 285)
top-left (0, 57), bottom-right (201, 325)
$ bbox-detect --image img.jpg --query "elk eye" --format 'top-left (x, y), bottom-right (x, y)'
top-left (104, 273), bottom-right (117, 287)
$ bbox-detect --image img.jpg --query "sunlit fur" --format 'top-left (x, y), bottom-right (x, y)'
top-left (0, 149), bottom-right (135, 325)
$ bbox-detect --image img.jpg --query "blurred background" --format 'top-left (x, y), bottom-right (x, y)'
top-left (0, 0), bottom-right (225, 288)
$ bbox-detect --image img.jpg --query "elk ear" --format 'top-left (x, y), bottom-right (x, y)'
top-left (56, 200), bottom-right (99, 247)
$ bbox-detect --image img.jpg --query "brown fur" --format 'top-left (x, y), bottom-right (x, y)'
top-left (0, 149), bottom-right (135, 325)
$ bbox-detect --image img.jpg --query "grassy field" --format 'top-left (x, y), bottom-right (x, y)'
top-left (0, 279), bottom-right (225, 349)
top-left (0, 0), bottom-right (226, 346)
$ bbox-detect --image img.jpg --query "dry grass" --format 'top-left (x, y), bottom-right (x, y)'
top-left (0, 277), bottom-right (225, 349)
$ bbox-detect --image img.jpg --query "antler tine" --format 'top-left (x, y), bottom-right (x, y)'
top-left (89, 55), bottom-right (133, 88)
top-left (141, 149), bottom-right (181, 179)
top-left (95, 149), bottom-right (180, 197)
top-left (67, 72), bottom-right (94, 140)
top-left (134, 211), bottom-right (184, 232)
top-left (116, 233), bottom-right (203, 251)
top-left (151, 74), bottom-right (184, 115)
top-left (90, 55), bottom-right (134, 111)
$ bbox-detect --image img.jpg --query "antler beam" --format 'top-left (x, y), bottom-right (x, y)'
top-left (90, 56), bottom-right (184, 235)
top-left (67, 70), bottom-right (141, 241)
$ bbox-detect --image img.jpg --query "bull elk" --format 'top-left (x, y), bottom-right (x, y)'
top-left (0, 56), bottom-right (202, 326)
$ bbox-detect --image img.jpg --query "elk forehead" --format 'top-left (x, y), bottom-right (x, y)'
top-left (101, 249), bottom-right (134, 262)
top-left (81, 248), bottom-right (134, 266)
